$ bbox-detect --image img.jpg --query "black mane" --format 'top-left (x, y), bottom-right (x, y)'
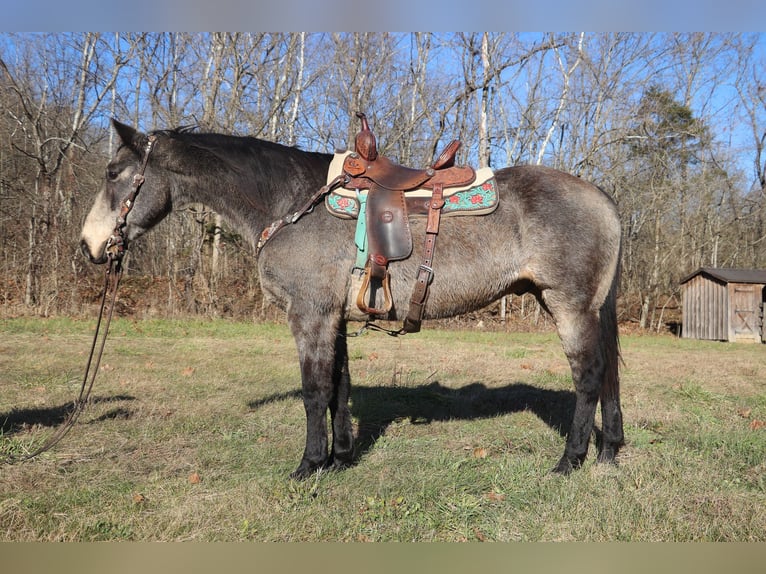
top-left (151, 127), bottom-right (334, 216)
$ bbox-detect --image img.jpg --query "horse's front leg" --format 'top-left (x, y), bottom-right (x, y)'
top-left (288, 312), bottom-right (353, 480)
top-left (328, 321), bottom-right (354, 470)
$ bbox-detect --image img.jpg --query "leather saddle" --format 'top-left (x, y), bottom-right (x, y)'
top-left (339, 112), bottom-right (482, 333)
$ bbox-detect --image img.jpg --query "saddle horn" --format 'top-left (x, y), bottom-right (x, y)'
top-left (355, 112), bottom-right (377, 162)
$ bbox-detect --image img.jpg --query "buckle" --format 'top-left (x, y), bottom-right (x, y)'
top-left (417, 264), bottom-right (434, 284)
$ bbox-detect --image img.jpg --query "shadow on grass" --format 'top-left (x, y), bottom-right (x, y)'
top-left (3, 384), bottom-right (576, 466)
top-left (0, 395), bottom-right (136, 437)
top-left (248, 381), bottom-right (576, 464)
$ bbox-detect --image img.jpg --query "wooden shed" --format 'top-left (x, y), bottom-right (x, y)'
top-left (680, 267), bottom-right (766, 343)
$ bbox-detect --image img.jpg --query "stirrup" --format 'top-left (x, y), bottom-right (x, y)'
top-left (356, 266), bottom-right (393, 316)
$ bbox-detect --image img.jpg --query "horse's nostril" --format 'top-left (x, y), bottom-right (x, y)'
top-left (80, 239), bottom-right (106, 264)
top-left (79, 240), bottom-right (91, 260)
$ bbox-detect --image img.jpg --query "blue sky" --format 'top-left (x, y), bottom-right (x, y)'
top-left (4, 0), bottom-right (766, 32)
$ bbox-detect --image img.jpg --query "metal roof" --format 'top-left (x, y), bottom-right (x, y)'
top-left (680, 267), bottom-right (766, 285)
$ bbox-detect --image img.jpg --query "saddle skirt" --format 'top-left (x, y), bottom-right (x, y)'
top-left (325, 151), bottom-right (498, 220)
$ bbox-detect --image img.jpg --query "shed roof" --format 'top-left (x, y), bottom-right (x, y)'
top-left (680, 267), bottom-right (766, 285)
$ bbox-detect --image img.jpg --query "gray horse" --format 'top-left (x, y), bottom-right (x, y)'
top-left (80, 120), bottom-right (623, 479)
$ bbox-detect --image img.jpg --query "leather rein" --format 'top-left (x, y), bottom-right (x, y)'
top-left (2, 135), bottom-right (156, 464)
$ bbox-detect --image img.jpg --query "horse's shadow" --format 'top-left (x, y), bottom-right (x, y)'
top-left (248, 381), bottom-right (576, 463)
top-left (0, 395), bottom-right (136, 437)
top-left (2, 384), bottom-right (577, 465)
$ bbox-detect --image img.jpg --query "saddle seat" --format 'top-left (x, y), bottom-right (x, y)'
top-left (343, 139), bottom-right (468, 192)
top-left (328, 112), bottom-right (497, 333)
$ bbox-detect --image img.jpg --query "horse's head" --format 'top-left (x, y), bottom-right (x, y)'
top-left (80, 120), bottom-right (172, 264)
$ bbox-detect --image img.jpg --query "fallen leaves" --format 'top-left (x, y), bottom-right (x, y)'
top-left (472, 447), bottom-right (488, 459)
top-left (462, 445), bottom-right (491, 460)
top-left (188, 472), bottom-right (202, 484)
top-left (737, 407), bottom-right (752, 419)
top-left (736, 407), bottom-right (764, 430)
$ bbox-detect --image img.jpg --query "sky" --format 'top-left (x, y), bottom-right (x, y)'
top-left (4, 0), bottom-right (766, 32)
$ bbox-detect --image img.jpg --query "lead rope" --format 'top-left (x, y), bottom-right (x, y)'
top-left (1, 263), bottom-right (122, 463)
top-left (1, 135), bottom-right (156, 464)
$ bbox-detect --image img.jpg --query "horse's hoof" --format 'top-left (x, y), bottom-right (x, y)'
top-left (326, 450), bottom-right (354, 472)
top-left (551, 455), bottom-right (582, 475)
top-left (327, 459), bottom-right (352, 473)
top-left (596, 445), bottom-right (619, 465)
top-left (289, 460), bottom-right (324, 480)
top-left (289, 469), bottom-right (310, 481)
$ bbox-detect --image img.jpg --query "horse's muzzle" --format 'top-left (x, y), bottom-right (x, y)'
top-left (80, 239), bottom-right (108, 264)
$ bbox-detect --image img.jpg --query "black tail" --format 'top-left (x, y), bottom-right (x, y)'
top-left (599, 262), bottom-right (621, 403)
top-left (598, 246), bottom-right (624, 455)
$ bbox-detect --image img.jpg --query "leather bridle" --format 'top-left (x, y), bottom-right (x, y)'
top-left (105, 134), bottom-right (157, 265)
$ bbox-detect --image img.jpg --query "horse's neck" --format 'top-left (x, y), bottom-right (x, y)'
top-left (168, 143), bottom-right (330, 248)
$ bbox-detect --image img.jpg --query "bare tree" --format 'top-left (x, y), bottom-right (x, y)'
top-left (535, 32), bottom-right (585, 167)
top-left (1, 33), bottom-right (128, 311)
top-left (731, 34), bottom-right (766, 267)
top-left (1, 32), bottom-right (764, 324)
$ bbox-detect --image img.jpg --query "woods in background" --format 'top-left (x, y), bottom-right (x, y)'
top-left (1, 32), bottom-right (764, 329)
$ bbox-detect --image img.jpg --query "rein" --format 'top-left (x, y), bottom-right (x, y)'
top-left (256, 174), bottom-right (346, 255)
top-left (2, 135), bottom-right (156, 464)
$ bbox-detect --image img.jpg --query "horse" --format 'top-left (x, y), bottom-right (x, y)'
top-left (80, 119), bottom-right (624, 480)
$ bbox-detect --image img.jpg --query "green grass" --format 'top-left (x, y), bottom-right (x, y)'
top-left (1, 317), bottom-right (765, 541)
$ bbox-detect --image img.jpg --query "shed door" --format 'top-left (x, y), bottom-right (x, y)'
top-left (729, 284), bottom-right (763, 342)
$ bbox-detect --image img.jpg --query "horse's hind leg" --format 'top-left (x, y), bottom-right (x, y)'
top-left (598, 384), bottom-right (623, 464)
top-left (544, 294), bottom-right (614, 474)
top-left (596, 285), bottom-right (623, 464)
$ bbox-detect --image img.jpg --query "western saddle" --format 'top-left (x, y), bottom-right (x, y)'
top-left (335, 112), bottom-right (495, 334)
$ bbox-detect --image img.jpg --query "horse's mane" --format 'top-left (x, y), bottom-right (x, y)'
top-left (151, 125), bottom-right (327, 165)
top-left (147, 125), bottom-right (332, 214)
top-left (153, 125), bottom-right (199, 136)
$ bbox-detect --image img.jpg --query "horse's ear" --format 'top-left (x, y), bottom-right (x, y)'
top-left (112, 119), bottom-right (148, 153)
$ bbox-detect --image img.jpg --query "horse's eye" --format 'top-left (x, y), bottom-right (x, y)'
top-left (106, 169), bottom-right (119, 181)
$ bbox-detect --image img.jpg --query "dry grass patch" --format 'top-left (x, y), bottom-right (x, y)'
top-left (1, 318), bottom-right (765, 541)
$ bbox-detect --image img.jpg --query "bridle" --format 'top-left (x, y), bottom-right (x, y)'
top-left (105, 134), bottom-right (157, 264)
top-left (2, 135), bottom-right (157, 464)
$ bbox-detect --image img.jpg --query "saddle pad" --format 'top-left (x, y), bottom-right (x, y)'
top-left (325, 151), bottom-right (498, 219)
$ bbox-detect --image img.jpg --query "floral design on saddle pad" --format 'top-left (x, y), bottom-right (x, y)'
top-left (443, 179), bottom-right (497, 213)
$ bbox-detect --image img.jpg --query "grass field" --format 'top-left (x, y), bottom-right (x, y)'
top-left (1, 317), bottom-right (765, 541)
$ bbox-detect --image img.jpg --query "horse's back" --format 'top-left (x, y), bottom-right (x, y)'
top-left (496, 164), bottom-right (618, 228)
top-left (491, 164), bottom-right (621, 307)
top-left (260, 162), bottom-right (621, 320)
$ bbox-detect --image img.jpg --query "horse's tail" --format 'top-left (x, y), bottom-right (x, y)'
top-left (599, 242), bottom-right (621, 405)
